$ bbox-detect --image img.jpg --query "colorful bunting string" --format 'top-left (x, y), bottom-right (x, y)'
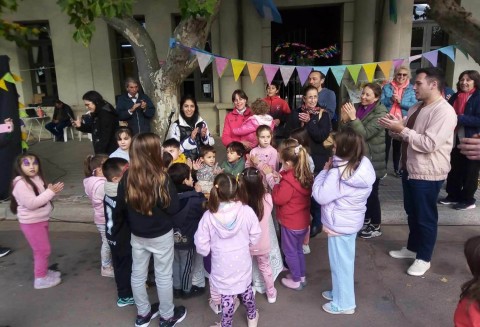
top-left (0, 72), bottom-right (20, 92)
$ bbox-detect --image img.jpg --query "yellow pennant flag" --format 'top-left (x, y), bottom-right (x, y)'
top-left (346, 65), bottom-right (362, 84)
top-left (0, 79), bottom-right (7, 91)
top-left (231, 59), bottom-right (247, 81)
top-left (13, 73), bottom-right (23, 82)
top-left (362, 63), bottom-right (377, 82)
top-left (377, 61), bottom-right (393, 79)
top-left (19, 102), bottom-right (26, 109)
top-left (247, 62), bottom-right (263, 83)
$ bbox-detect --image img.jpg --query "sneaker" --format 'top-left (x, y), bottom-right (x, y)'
top-left (285, 273), bottom-right (307, 287)
top-left (389, 247), bottom-right (416, 259)
top-left (359, 224), bottom-right (382, 239)
top-left (208, 298), bottom-right (221, 315)
top-left (453, 202), bottom-right (476, 210)
top-left (438, 196), bottom-right (458, 205)
top-left (281, 277), bottom-right (303, 291)
top-left (247, 309), bottom-right (259, 327)
top-left (101, 265), bottom-right (115, 278)
top-left (322, 302), bottom-right (355, 315)
top-left (380, 172), bottom-right (387, 180)
top-left (117, 296), bottom-right (135, 307)
top-left (407, 259), bottom-right (431, 276)
top-left (34, 275), bottom-right (61, 289)
top-left (362, 218), bottom-right (371, 228)
top-left (394, 170), bottom-right (402, 178)
top-left (159, 305), bottom-right (187, 327)
top-left (302, 244), bottom-right (311, 254)
top-left (0, 247), bottom-right (11, 258)
top-left (47, 269), bottom-right (61, 279)
top-left (267, 289), bottom-right (277, 304)
top-left (182, 285), bottom-right (205, 299)
top-left (322, 290), bottom-right (333, 301)
top-left (135, 302), bottom-right (159, 327)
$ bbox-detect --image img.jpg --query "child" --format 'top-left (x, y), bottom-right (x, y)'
top-left (454, 236), bottom-right (480, 326)
top-left (263, 82), bottom-right (291, 144)
top-left (163, 138), bottom-right (188, 164)
top-left (110, 127), bottom-right (132, 161)
top-left (116, 133), bottom-right (186, 327)
top-left (246, 126), bottom-right (277, 188)
top-left (232, 98), bottom-right (275, 149)
top-left (312, 128), bottom-right (375, 315)
top-left (102, 157), bottom-right (134, 307)
top-left (10, 153), bottom-right (64, 289)
top-left (168, 163), bottom-right (207, 299)
top-left (263, 144), bottom-right (313, 291)
top-left (241, 168), bottom-right (279, 304)
top-left (220, 141), bottom-right (246, 177)
top-left (196, 145), bottom-right (221, 194)
top-left (83, 154), bottom-right (114, 278)
top-left (195, 173), bottom-right (261, 327)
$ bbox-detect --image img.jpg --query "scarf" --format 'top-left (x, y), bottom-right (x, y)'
top-left (390, 79), bottom-right (410, 116)
top-left (301, 104), bottom-right (321, 116)
top-left (453, 88), bottom-right (476, 115)
top-left (356, 102), bottom-right (376, 120)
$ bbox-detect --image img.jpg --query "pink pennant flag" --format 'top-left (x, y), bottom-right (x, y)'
top-left (263, 64), bottom-right (280, 85)
top-left (196, 51), bottom-right (213, 73)
top-left (423, 50), bottom-right (439, 67)
top-left (296, 66), bottom-right (312, 86)
top-left (280, 66), bottom-right (295, 86)
top-left (408, 54), bottom-right (422, 63)
top-left (393, 59), bottom-right (404, 70)
top-left (215, 57), bottom-right (229, 78)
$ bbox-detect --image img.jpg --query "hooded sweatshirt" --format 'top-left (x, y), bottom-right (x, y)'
top-left (249, 194), bottom-right (273, 256)
top-left (232, 114), bottom-right (275, 148)
top-left (12, 176), bottom-right (55, 224)
top-left (194, 201), bottom-right (261, 295)
top-left (84, 176), bottom-right (107, 225)
top-left (312, 156), bottom-right (375, 235)
top-left (104, 181), bottom-right (131, 255)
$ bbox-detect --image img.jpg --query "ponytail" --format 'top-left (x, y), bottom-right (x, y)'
top-left (281, 145), bottom-right (313, 189)
top-left (84, 154), bottom-right (109, 177)
top-left (206, 173), bottom-right (248, 213)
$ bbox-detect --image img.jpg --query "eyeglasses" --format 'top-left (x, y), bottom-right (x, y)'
top-left (396, 73), bottom-right (408, 77)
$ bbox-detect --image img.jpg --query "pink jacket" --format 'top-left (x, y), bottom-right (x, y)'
top-left (221, 108), bottom-right (252, 146)
top-left (194, 201), bottom-right (261, 295)
top-left (249, 194), bottom-right (273, 256)
top-left (232, 114), bottom-right (275, 148)
top-left (12, 176), bottom-right (55, 224)
top-left (83, 176), bottom-right (106, 225)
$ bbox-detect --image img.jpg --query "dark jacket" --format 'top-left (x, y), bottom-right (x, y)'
top-left (53, 103), bottom-right (75, 122)
top-left (104, 181), bottom-right (131, 256)
top-left (76, 102), bottom-right (118, 155)
top-left (171, 184), bottom-right (206, 250)
top-left (116, 93), bottom-right (155, 135)
top-left (117, 171), bottom-right (180, 239)
top-left (449, 90), bottom-right (480, 138)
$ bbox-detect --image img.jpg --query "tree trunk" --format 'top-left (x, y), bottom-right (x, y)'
top-left (428, 0), bottom-right (480, 64)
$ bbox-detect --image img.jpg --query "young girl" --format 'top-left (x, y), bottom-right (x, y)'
top-left (246, 126), bottom-right (277, 177)
top-left (195, 173), bottom-right (261, 327)
top-left (454, 235), bottom-right (480, 326)
top-left (232, 98), bottom-right (275, 149)
top-left (10, 153), bottom-right (64, 289)
top-left (241, 168), bottom-right (281, 304)
top-left (110, 126), bottom-right (132, 161)
top-left (312, 128), bottom-right (375, 315)
top-left (263, 144), bottom-right (313, 290)
top-left (83, 153), bottom-right (113, 278)
top-left (117, 133), bottom-right (186, 327)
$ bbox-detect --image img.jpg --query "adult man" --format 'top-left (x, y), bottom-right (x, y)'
top-left (45, 99), bottom-right (75, 142)
top-left (379, 67), bottom-right (456, 277)
top-left (308, 71), bottom-right (337, 120)
top-left (116, 77), bottom-right (155, 135)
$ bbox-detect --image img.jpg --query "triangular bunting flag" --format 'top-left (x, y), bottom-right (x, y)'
top-left (279, 66), bottom-right (295, 86)
top-left (330, 65), bottom-right (347, 86)
top-left (296, 66), bottom-right (312, 86)
top-left (377, 61), bottom-right (393, 79)
top-left (362, 63), bottom-right (377, 82)
top-left (393, 59), bottom-right (404, 70)
top-left (438, 46), bottom-right (455, 62)
top-left (408, 54), bottom-right (422, 63)
top-left (2, 73), bottom-right (15, 83)
top-left (247, 62), bottom-right (263, 83)
top-left (231, 59), bottom-right (247, 81)
top-left (0, 79), bottom-right (7, 91)
top-left (195, 51), bottom-right (213, 73)
top-left (263, 64), bottom-right (280, 85)
top-left (456, 46), bottom-right (469, 59)
top-left (346, 65), bottom-right (362, 83)
top-left (19, 102), bottom-right (25, 109)
top-left (12, 73), bottom-right (23, 82)
top-left (215, 57), bottom-right (229, 78)
top-left (313, 66), bottom-right (330, 78)
top-left (423, 50), bottom-right (439, 67)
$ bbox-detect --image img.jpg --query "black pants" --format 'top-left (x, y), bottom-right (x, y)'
top-left (385, 131), bottom-right (402, 172)
top-left (365, 178), bottom-right (381, 225)
top-left (446, 147), bottom-right (480, 205)
top-left (110, 244), bottom-right (133, 298)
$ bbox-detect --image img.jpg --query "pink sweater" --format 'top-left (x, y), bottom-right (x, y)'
top-left (232, 114), bottom-right (275, 148)
top-left (83, 176), bottom-right (106, 225)
top-left (12, 176), bottom-right (55, 224)
top-left (249, 194), bottom-right (273, 255)
top-left (246, 145), bottom-right (278, 171)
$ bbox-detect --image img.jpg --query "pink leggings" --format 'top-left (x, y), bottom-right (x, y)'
top-left (20, 221), bottom-right (51, 278)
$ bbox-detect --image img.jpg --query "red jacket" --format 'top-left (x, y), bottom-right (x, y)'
top-left (454, 297), bottom-right (480, 327)
top-left (263, 95), bottom-right (291, 116)
top-left (221, 108), bottom-right (253, 146)
top-left (270, 169), bottom-right (311, 230)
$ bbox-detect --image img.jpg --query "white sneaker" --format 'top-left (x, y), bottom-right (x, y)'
top-left (407, 259), bottom-right (431, 276)
top-left (34, 275), bottom-right (61, 289)
top-left (302, 244), bottom-right (311, 254)
top-left (389, 247), bottom-right (416, 259)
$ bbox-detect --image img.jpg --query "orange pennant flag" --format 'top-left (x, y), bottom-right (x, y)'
top-left (377, 61), bottom-right (393, 79)
top-left (231, 59), bottom-right (247, 81)
top-left (12, 73), bottom-right (23, 82)
top-left (247, 62), bottom-right (263, 83)
top-left (362, 63), bottom-right (377, 82)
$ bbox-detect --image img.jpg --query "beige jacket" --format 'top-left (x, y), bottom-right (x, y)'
top-left (398, 97), bottom-right (456, 181)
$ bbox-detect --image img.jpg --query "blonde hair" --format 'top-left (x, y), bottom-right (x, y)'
top-left (394, 65), bottom-right (411, 78)
top-left (280, 145), bottom-right (313, 189)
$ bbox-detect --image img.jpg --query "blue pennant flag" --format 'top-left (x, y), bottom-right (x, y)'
top-left (251, 0), bottom-right (282, 24)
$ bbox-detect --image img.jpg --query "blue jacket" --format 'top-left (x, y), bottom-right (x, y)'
top-left (380, 83), bottom-right (417, 117)
top-left (449, 90), bottom-right (480, 138)
top-left (116, 93), bottom-right (155, 135)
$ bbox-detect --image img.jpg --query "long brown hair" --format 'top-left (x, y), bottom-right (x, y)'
top-left (333, 128), bottom-right (366, 179)
top-left (207, 173), bottom-right (248, 213)
top-left (239, 168), bottom-right (265, 220)
top-left (126, 133), bottom-right (171, 215)
top-left (280, 145), bottom-right (313, 189)
top-left (461, 236), bottom-right (480, 304)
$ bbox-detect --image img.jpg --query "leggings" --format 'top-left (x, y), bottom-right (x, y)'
top-left (221, 285), bottom-right (256, 327)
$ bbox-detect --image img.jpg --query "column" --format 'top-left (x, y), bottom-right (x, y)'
top-left (352, 0), bottom-right (376, 64)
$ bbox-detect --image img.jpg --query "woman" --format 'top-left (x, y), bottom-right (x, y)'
top-left (166, 95), bottom-right (214, 160)
top-left (221, 89), bottom-right (253, 149)
top-left (72, 91), bottom-right (118, 155)
top-left (340, 83), bottom-right (387, 239)
top-left (263, 82), bottom-right (291, 145)
top-left (439, 70), bottom-right (480, 211)
top-left (381, 66), bottom-right (417, 177)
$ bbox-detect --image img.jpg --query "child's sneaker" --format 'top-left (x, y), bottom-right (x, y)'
top-left (47, 269), bottom-right (61, 279)
top-left (101, 265), bottom-right (115, 278)
top-left (302, 244), bottom-right (311, 254)
top-left (285, 273), bottom-right (307, 287)
top-left (34, 274), bottom-right (61, 289)
top-left (135, 302), bottom-right (159, 327)
top-left (281, 277), bottom-right (303, 291)
top-left (117, 296), bottom-right (135, 307)
top-left (267, 289), bottom-right (277, 304)
top-left (159, 305), bottom-right (187, 327)
top-left (208, 298), bottom-right (221, 315)
top-left (247, 309), bottom-right (259, 327)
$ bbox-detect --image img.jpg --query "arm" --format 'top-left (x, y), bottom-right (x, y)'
top-left (75, 115), bottom-right (93, 133)
top-left (12, 180), bottom-right (55, 210)
top-left (200, 121), bottom-right (215, 146)
top-left (116, 96), bottom-right (135, 121)
top-left (246, 207), bottom-right (262, 246)
top-left (458, 95), bottom-right (480, 127)
top-left (232, 118), bottom-right (256, 136)
top-left (194, 214), bottom-right (211, 257)
top-left (96, 109), bottom-right (117, 153)
top-left (305, 111), bottom-right (331, 143)
top-left (348, 104), bottom-right (387, 141)
top-left (271, 179), bottom-right (295, 206)
top-left (165, 122), bottom-right (180, 142)
top-left (140, 95), bottom-right (155, 118)
top-left (380, 85), bottom-right (393, 110)
top-left (312, 168), bottom-right (345, 205)
top-left (221, 114), bottom-right (234, 146)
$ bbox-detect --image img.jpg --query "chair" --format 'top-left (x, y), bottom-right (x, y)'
top-left (78, 131), bottom-right (92, 141)
top-left (52, 126), bottom-right (74, 142)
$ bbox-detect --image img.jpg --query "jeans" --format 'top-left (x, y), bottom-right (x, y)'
top-left (281, 226), bottom-right (308, 282)
top-left (328, 233), bottom-right (357, 311)
top-left (402, 172), bottom-right (444, 262)
top-left (173, 248), bottom-right (194, 292)
top-left (45, 120), bottom-right (71, 138)
top-left (96, 224), bottom-right (112, 268)
top-left (131, 231), bottom-right (174, 319)
top-left (20, 221), bottom-right (51, 278)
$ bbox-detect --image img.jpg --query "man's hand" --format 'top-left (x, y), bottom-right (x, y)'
top-left (458, 134), bottom-right (480, 160)
top-left (378, 113), bottom-right (404, 133)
